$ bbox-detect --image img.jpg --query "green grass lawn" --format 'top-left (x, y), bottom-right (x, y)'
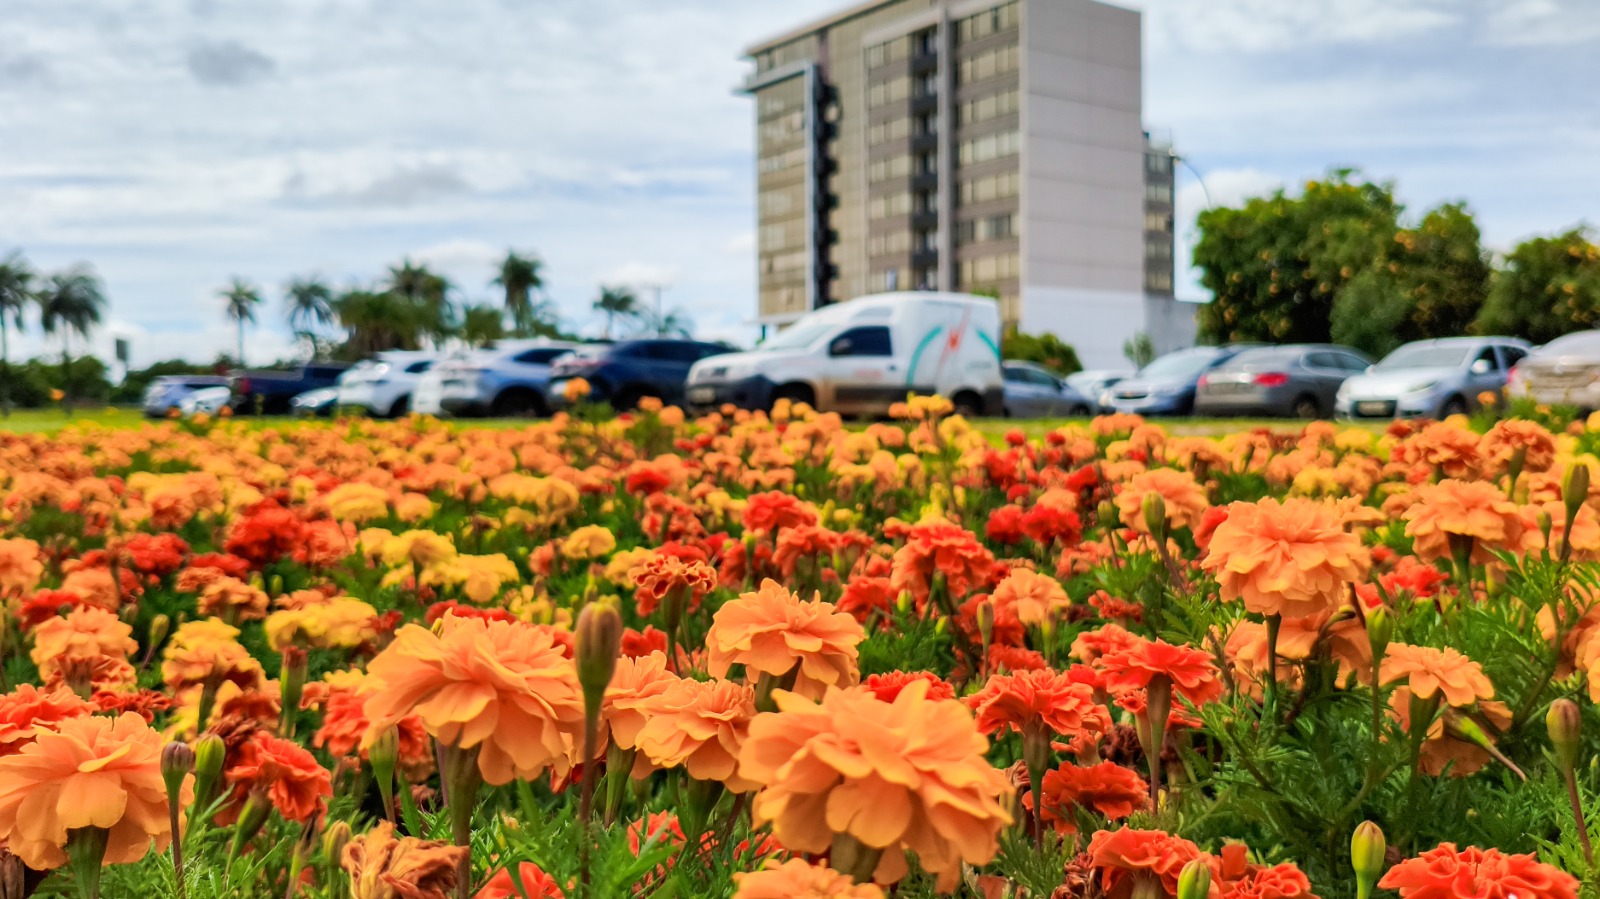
top-left (0, 406), bottom-right (1381, 440)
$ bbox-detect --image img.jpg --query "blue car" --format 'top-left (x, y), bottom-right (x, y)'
top-left (548, 339), bottom-right (733, 410)
top-left (1104, 345), bottom-right (1263, 416)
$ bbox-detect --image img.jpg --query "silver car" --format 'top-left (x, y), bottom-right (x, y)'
top-left (1339, 337), bottom-right (1531, 419)
top-left (1195, 344), bottom-right (1372, 418)
top-left (1001, 362), bottom-right (1094, 417)
top-left (1506, 331), bottom-right (1600, 412)
top-left (142, 375), bottom-right (230, 417)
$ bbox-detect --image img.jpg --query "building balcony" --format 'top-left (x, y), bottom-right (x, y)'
top-left (910, 210), bottom-right (940, 230)
top-left (910, 172), bottom-right (938, 192)
top-left (910, 133), bottom-right (938, 153)
top-left (910, 94), bottom-right (938, 114)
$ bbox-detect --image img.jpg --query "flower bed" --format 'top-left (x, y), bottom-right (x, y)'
top-left (0, 400), bottom-right (1594, 899)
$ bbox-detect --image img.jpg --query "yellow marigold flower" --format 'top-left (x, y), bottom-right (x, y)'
top-left (393, 492), bottom-right (436, 522)
top-left (362, 615), bottom-right (585, 786)
top-left (266, 598), bottom-right (380, 651)
top-left (604, 547), bottom-right (655, 585)
top-left (738, 679), bottom-right (1012, 889)
top-left (561, 525), bottom-right (616, 560)
top-left (381, 530), bottom-right (457, 569)
top-left (706, 579), bottom-right (864, 699)
top-left (325, 482), bottom-right (391, 523)
top-left (420, 553), bottom-right (520, 604)
top-left (161, 618), bottom-right (265, 693)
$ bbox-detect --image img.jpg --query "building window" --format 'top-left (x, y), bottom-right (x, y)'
top-left (914, 267), bottom-right (939, 290)
top-left (914, 29), bottom-right (937, 56)
top-left (868, 76), bottom-right (910, 109)
top-left (868, 154), bottom-right (912, 184)
top-left (1145, 241), bottom-right (1172, 259)
top-left (957, 130), bottom-right (1019, 165)
top-left (1144, 211), bottom-right (1172, 231)
top-left (915, 72), bottom-right (938, 98)
top-left (956, 45), bottom-right (1018, 84)
top-left (1146, 272), bottom-right (1173, 292)
top-left (869, 117), bottom-right (910, 145)
top-left (917, 152), bottom-right (937, 174)
top-left (957, 252), bottom-right (1020, 287)
top-left (957, 171), bottom-right (1019, 205)
top-left (956, 1), bottom-right (1019, 43)
top-left (866, 36), bottom-right (909, 68)
top-left (869, 192), bottom-right (913, 219)
top-left (868, 230), bottom-right (911, 256)
top-left (1145, 183), bottom-right (1173, 202)
top-left (1147, 153), bottom-right (1173, 174)
top-left (914, 229), bottom-right (939, 251)
top-left (956, 89), bottom-right (1018, 126)
top-left (915, 112), bottom-right (939, 135)
top-left (914, 190), bottom-right (936, 213)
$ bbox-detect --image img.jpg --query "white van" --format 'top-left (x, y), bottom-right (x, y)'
top-left (686, 292), bottom-right (1004, 417)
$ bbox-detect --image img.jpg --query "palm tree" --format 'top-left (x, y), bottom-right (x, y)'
top-left (0, 252), bottom-right (35, 417)
top-left (635, 305), bottom-right (695, 338)
top-left (285, 275), bottom-right (335, 337)
top-left (386, 259), bottom-right (454, 346)
top-left (35, 264), bottom-right (106, 407)
top-left (594, 285), bottom-right (641, 339)
top-left (460, 304), bottom-right (507, 348)
top-left (493, 251), bottom-right (545, 337)
top-left (220, 277), bottom-right (263, 366)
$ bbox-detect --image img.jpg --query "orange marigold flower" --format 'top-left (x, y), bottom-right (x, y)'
top-left (1099, 638), bottom-right (1224, 706)
top-left (604, 651), bottom-right (680, 753)
top-left (1401, 422), bottom-right (1482, 479)
top-left (1201, 496), bottom-right (1371, 619)
top-left (706, 579), bottom-right (864, 699)
top-left (1117, 468), bottom-right (1209, 533)
top-left (0, 685), bottom-right (93, 756)
top-left (629, 549), bottom-right (717, 617)
top-left (29, 606), bottom-right (139, 687)
top-left (732, 858), bottom-right (886, 899)
top-left (889, 520), bottom-right (997, 604)
top-left (739, 679), bottom-right (1013, 889)
top-left (314, 687), bottom-right (433, 780)
top-left (1403, 479), bottom-right (1524, 564)
top-left (967, 669), bottom-right (1113, 742)
top-left (1379, 843), bottom-right (1578, 899)
top-left (634, 678), bottom-right (758, 791)
top-left (992, 567), bottom-right (1071, 627)
top-left (1026, 762), bottom-right (1149, 834)
top-left (1480, 419), bottom-right (1556, 474)
top-left (225, 731), bottom-right (332, 824)
top-left (1380, 643), bottom-right (1494, 708)
top-left (0, 713), bottom-right (189, 870)
top-left (861, 670), bottom-right (955, 703)
top-left (476, 862), bottom-right (565, 898)
top-left (362, 615), bottom-right (585, 786)
top-left (1087, 827), bottom-right (1205, 899)
top-left (1390, 688), bottom-right (1513, 777)
top-left (742, 491), bottom-right (820, 535)
top-left (1210, 843), bottom-right (1318, 899)
top-left (342, 820), bottom-right (467, 899)
top-left (197, 574), bottom-right (271, 622)
top-left (1071, 623), bottom-right (1144, 665)
top-left (0, 538), bottom-right (44, 594)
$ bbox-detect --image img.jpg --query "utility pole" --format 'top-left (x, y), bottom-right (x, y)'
top-left (644, 283), bottom-right (665, 336)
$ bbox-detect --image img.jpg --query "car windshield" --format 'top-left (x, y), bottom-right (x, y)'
top-left (1138, 348), bottom-right (1221, 380)
top-left (1216, 348), bottom-right (1298, 371)
top-left (760, 320), bottom-right (839, 352)
top-left (1376, 344), bottom-right (1470, 370)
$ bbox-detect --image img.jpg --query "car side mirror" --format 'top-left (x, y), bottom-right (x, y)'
top-left (1470, 359), bottom-right (1492, 375)
top-left (828, 338), bottom-right (852, 357)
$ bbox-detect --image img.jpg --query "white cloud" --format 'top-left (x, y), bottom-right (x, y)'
top-left (600, 263), bottom-right (680, 289)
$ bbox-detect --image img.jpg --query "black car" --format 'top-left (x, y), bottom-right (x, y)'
top-left (230, 363), bottom-right (352, 415)
top-left (547, 339), bottom-right (732, 410)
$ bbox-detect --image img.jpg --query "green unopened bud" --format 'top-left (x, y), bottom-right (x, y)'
top-left (1538, 510), bottom-right (1554, 551)
top-left (896, 590), bottom-right (913, 614)
top-left (1564, 462), bottom-right (1591, 520)
top-left (161, 741), bottom-right (194, 800)
top-left (975, 599), bottom-right (995, 647)
top-left (268, 574), bottom-right (284, 597)
top-left (1097, 500), bottom-right (1119, 529)
top-left (576, 602), bottom-right (624, 704)
top-left (369, 726), bottom-right (400, 822)
top-left (1351, 821), bottom-right (1387, 899)
top-left (146, 614), bottom-right (171, 650)
top-left (322, 820), bottom-right (352, 863)
top-left (1142, 491), bottom-right (1168, 538)
top-left (1365, 605), bottom-right (1393, 658)
top-left (191, 733), bottom-right (226, 808)
top-left (228, 789), bottom-right (273, 860)
top-left (1177, 857), bottom-right (1212, 899)
top-left (1548, 699), bottom-right (1582, 774)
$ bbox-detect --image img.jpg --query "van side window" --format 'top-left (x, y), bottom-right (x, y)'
top-left (829, 326), bottom-right (893, 357)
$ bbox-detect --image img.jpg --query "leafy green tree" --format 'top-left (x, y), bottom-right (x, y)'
top-left (0, 251), bottom-right (35, 416)
top-left (35, 264), bottom-right (106, 405)
top-left (385, 259), bottom-right (455, 344)
top-left (1123, 331), bottom-right (1156, 368)
top-left (1475, 228), bottom-right (1600, 344)
top-left (220, 277), bottom-right (263, 366)
top-left (1331, 203), bottom-right (1492, 357)
top-left (594, 286), bottom-right (641, 339)
top-left (494, 251), bottom-right (559, 337)
top-left (1195, 170), bottom-right (1399, 345)
top-left (460, 305), bottom-right (507, 348)
top-left (1001, 330), bottom-right (1082, 375)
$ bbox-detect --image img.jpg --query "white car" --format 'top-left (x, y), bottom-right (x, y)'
top-left (178, 386), bottom-right (233, 416)
top-left (142, 375), bottom-right (230, 417)
top-left (336, 351), bottom-right (440, 418)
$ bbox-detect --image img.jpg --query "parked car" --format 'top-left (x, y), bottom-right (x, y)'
top-left (142, 375), bottom-right (231, 417)
top-left (552, 339), bottom-right (734, 411)
top-left (1065, 370), bottom-right (1132, 415)
top-left (1341, 337), bottom-right (1532, 419)
top-left (1504, 331), bottom-right (1600, 412)
top-left (290, 387), bottom-right (341, 418)
top-left (684, 292), bottom-right (1004, 417)
top-left (1002, 362), bottom-right (1094, 417)
top-left (1195, 344), bottom-right (1372, 418)
top-left (434, 341), bottom-right (583, 417)
top-left (178, 386), bottom-right (233, 417)
top-left (1103, 345), bottom-right (1262, 416)
top-left (231, 363), bottom-right (351, 415)
top-left (336, 351), bottom-right (440, 418)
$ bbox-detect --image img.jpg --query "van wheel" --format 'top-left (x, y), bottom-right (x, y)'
top-left (1440, 395), bottom-right (1469, 417)
top-left (491, 388), bottom-right (539, 417)
top-left (1291, 395), bottom-right (1322, 419)
top-left (951, 390), bottom-right (984, 418)
top-left (770, 383), bottom-right (815, 410)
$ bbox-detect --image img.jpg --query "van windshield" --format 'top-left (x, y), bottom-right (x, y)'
top-left (760, 320), bottom-right (837, 352)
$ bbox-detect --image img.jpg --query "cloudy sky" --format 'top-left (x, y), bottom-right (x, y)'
top-left (2, 0), bottom-right (1597, 367)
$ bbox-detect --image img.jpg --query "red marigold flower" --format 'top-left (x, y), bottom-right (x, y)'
top-left (14, 590), bottom-right (93, 631)
top-left (1379, 843), bottom-right (1578, 899)
top-left (91, 689), bottom-right (173, 724)
top-left (986, 505), bottom-right (1026, 544)
top-left (742, 491), bottom-right (819, 536)
top-left (1211, 844), bottom-right (1318, 899)
top-left (630, 548), bottom-right (717, 617)
top-left (119, 533), bottom-right (190, 577)
top-left (1026, 762), bottom-right (1149, 834)
top-left (837, 576), bottom-right (896, 624)
top-left (624, 463), bottom-right (674, 496)
top-left (966, 669), bottom-right (1112, 742)
top-left (772, 525), bottom-right (842, 576)
top-left (862, 670), bottom-right (955, 703)
top-left (1087, 827), bottom-right (1204, 899)
top-left (621, 626), bottom-right (669, 658)
top-left (189, 553), bottom-right (253, 578)
top-left (890, 520), bottom-right (997, 605)
top-left (1099, 638), bottom-right (1224, 706)
top-left (988, 645), bottom-right (1049, 673)
top-left (224, 731), bottom-right (333, 824)
top-left (424, 600), bottom-right (518, 625)
top-left (1021, 491), bottom-right (1083, 547)
top-left (224, 505), bottom-right (309, 567)
top-left (476, 862), bottom-right (565, 898)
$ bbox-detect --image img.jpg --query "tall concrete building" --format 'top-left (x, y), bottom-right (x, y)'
top-left (741, 0), bottom-right (1194, 369)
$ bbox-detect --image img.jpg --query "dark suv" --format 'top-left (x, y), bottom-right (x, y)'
top-left (547, 339), bottom-right (732, 410)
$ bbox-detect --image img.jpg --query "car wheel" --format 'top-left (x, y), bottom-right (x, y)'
top-left (1291, 395), bottom-right (1322, 419)
top-left (1068, 403), bottom-right (1092, 417)
top-left (491, 389), bottom-right (538, 417)
top-left (951, 390), bottom-right (984, 418)
top-left (770, 383), bottom-right (815, 410)
top-left (1440, 395), bottom-right (1469, 417)
top-left (387, 395), bottom-right (411, 418)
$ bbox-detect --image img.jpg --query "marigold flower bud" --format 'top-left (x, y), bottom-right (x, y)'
top-left (1564, 462), bottom-right (1591, 520)
top-left (1548, 699), bottom-right (1582, 774)
top-left (322, 820), bottom-right (352, 862)
top-left (1097, 500), bottom-right (1118, 528)
top-left (1177, 857), bottom-right (1212, 899)
top-left (1142, 491), bottom-right (1168, 539)
top-left (161, 741), bottom-right (195, 801)
top-left (1364, 605), bottom-right (1393, 658)
top-left (192, 733), bottom-right (226, 807)
top-left (975, 599), bottom-right (995, 647)
top-left (147, 613), bottom-right (171, 650)
top-left (1351, 820), bottom-right (1387, 899)
top-left (575, 602), bottom-right (623, 705)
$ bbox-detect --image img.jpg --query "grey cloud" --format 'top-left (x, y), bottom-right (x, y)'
top-left (186, 39), bottom-right (274, 86)
top-left (0, 49), bottom-right (50, 85)
top-left (281, 164), bottom-right (472, 208)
